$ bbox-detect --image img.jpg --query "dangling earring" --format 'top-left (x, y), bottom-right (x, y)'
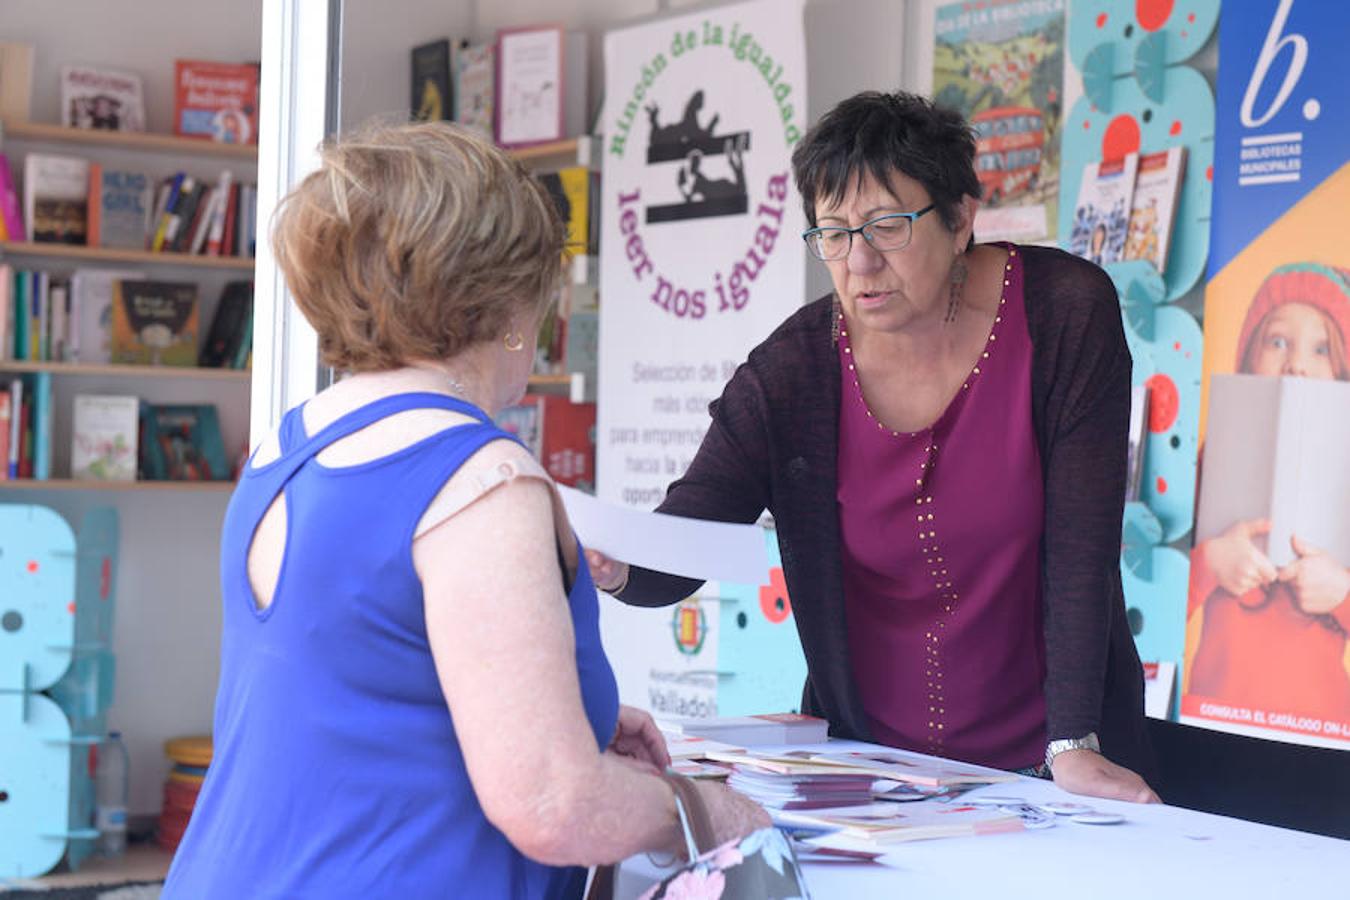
top-left (503, 331), bottom-right (525, 352)
top-left (945, 255), bottom-right (968, 324)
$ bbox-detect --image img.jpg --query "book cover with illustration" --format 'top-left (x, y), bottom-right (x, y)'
top-left (452, 41), bottom-right (495, 140)
top-left (60, 65), bottom-right (145, 131)
top-left (1185, 375), bottom-right (1350, 746)
top-left (140, 403), bottom-right (229, 481)
top-left (932, 0), bottom-right (1066, 242)
top-left (538, 167), bottom-right (599, 256)
top-left (493, 396), bottom-right (543, 458)
top-left (174, 60), bottom-right (260, 145)
top-left (110, 279), bottom-right (199, 366)
top-left (539, 395), bottom-right (595, 491)
top-left (199, 280), bottom-right (253, 368)
top-left (1067, 152), bottom-right (1137, 267)
top-left (70, 269), bottom-right (146, 364)
top-left (23, 154), bottom-right (89, 245)
top-left (89, 166), bottom-right (153, 250)
top-left (1124, 146), bottom-right (1187, 274)
top-left (1184, 0), bottom-right (1350, 751)
top-left (71, 394), bottom-right (139, 481)
top-left (411, 39), bottom-right (452, 122)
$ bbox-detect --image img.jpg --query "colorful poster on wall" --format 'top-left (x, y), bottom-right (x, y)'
top-left (597, 0), bottom-right (808, 712)
top-left (932, 0), bottom-right (1066, 242)
top-left (1183, 0), bottom-right (1350, 751)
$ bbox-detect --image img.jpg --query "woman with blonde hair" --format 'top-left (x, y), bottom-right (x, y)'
top-left (163, 122), bottom-right (765, 898)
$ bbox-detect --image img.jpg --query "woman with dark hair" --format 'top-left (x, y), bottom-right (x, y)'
top-left (588, 90), bottom-right (1159, 803)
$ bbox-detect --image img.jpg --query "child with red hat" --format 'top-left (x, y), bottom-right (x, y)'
top-left (1188, 263), bottom-right (1350, 719)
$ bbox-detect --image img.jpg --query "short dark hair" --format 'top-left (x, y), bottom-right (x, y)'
top-left (791, 91), bottom-right (979, 232)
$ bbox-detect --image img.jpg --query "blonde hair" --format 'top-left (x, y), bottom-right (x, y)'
top-left (271, 121), bottom-right (565, 372)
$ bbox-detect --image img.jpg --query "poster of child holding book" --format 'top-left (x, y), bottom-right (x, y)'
top-left (1182, 0), bottom-right (1350, 751)
top-left (1185, 264), bottom-right (1350, 744)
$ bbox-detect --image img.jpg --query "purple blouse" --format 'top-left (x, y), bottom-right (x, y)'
top-left (836, 246), bottom-right (1047, 770)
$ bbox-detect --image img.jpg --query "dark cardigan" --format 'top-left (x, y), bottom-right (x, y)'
top-left (620, 244), bottom-right (1154, 778)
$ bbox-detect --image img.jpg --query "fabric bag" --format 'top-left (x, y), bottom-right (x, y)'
top-left (589, 772), bottom-right (810, 900)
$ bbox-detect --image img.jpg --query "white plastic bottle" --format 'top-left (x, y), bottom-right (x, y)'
top-left (94, 730), bottom-right (130, 857)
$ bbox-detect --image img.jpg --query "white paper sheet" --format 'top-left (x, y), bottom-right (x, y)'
top-left (556, 484), bottom-right (770, 585)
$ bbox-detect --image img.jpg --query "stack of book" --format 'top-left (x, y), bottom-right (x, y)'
top-left (413, 28), bottom-right (589, 146)
top-left (0, 267), bottom-right (251, 370)
top-left (1069, 146), bottom-right (1187, 275)
top-left (777, 800), bottom-right (1025, 851)
top-left (139, 169), bottom-right (257, 259)
top-left (0, 374), bottom-right (52, 480)
top-left (702, 748), bottom-right (1015, 791)
top-left (725, 765), bottom-right (877, 810)
top-left (2, 152), bottom-right (258, 259)
top-left (658, 713), bottom-right (830, 748)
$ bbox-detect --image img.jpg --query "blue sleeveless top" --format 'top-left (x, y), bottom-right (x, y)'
top-left (164, 393), bottom-right (620, 899)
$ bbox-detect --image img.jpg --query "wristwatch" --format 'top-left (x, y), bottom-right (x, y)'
top-left (1045, 732), bottom-right (1101, 771)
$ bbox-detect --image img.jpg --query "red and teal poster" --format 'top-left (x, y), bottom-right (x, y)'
top-left (932, 0), bottom-right (1067, 243)
top-left (1185, 0), bottom-right (1350, 749)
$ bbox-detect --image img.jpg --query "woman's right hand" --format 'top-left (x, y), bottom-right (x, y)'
top-left (1204, 519), bottom-right (1278, 597)
top-left (691, 781), bottom-right (771, 850)
top-left (584, 548), bottom-right (631, 595)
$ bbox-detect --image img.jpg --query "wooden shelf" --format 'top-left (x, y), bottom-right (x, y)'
top-left (0, 478), bottom-right (234, 492)
top-left (0, 360), bottom-right (250, 381)
top-left (2, 119), bottom-right (258, 160)
top-left (528, 373), bottom-right (573, 388)
top-left (0, 240), bottom-right (256, 271)
top-left (527, 372), bottom-right (590, 403)
top-left (508, 136), bottom-right (593, 168)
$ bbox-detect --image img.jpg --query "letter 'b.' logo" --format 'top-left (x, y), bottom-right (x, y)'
top-left (1240, 0), bottom-right (1308, 128)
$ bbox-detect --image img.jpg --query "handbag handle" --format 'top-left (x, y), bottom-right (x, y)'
top-left (584, 772), bottom-right (720, 900)
top-left (661, 770), bottom-right (718, 859)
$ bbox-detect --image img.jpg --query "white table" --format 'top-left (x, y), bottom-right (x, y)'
top-left (617, 739), bottom-right (1350, 898)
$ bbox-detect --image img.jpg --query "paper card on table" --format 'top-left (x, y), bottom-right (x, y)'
top-left (705, 748), bottom-right (1016, 786)
top-left (669, 759), bottom-right (732, 779)
top-left (784, 802), bottom-right (1023, 846)
top-left (662, 732), bottom-right (745, 760)
top-left (556, 484), bottom-right (770, 585)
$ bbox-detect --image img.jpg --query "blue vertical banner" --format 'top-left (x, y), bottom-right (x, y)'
top-left (1186, 0), bottom-right (1350, 750)
top-left (1208, 0), bottom-right (1350, 278)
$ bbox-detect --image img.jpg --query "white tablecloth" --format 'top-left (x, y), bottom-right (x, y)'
top-left (617, 739), bottom-right (1350, 898)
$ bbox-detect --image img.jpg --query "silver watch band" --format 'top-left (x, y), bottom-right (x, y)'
top-left (1044, 732), bottom-right (1101, 771)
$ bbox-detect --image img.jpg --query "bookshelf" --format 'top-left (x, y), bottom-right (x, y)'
top-left (0, 360), bottom-right (250, 381)
top-left (508, 135), bottom-right (595, 169)
top-left (0, 361), bottom-right (565, 389)
top-left (0, 478), bottom-right (235, 492)
top-left (2, 120), bottom-right (258, 160)
top-left (0, 240), bottom-right (256, 271)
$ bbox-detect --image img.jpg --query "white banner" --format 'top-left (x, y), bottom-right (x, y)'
top-left (597, 0), bottom-right (808, 712)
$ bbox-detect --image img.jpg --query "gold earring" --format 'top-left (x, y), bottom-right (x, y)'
top-left (503, 331), bottom-right (525, 352)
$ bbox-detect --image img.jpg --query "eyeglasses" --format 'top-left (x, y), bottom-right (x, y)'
top-left (801, 205), bottom-right (936, 261)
